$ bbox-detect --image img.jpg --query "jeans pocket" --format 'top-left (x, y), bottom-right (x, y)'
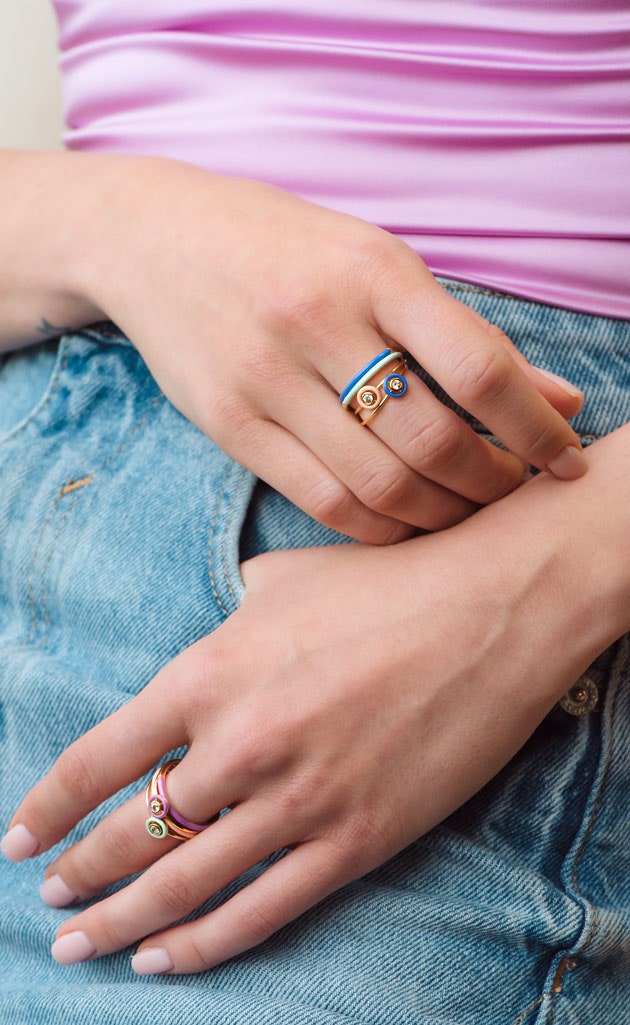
top-left (0, 337), bottom-right (65, 446)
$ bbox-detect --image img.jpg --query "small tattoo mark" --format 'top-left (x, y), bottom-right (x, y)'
top-left (36, 318), bottom-right (73, 338)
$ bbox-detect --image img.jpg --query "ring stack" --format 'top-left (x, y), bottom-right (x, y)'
top-left (339, 348), bottom-right (408, 426)
top-left (144, 758), bottom-right (215, 840)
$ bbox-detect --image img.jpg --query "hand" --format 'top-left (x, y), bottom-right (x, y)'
top-left (84, 158), bottom-right (586, 543)
top-left (5, 442), bottom-right (623, 976)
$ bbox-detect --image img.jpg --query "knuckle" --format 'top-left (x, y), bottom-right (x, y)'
top-left (54, 743), bottom-right (100, 806)
top-left (153, 865), bottom-right (203, 918)
top-left (357, 466), bottom-right (410, 514)
top-left (409, 417), bottom-right (463, 473)
top-left (187, 934), bottom-right (219, 972)
top-left (224, 726), bottom-right (278, 781)
top-left (237, 895), bottom-right (283, 945)
top-left (327, 817), bottom-right (374, 876)
top-left (206, 391), bottom-right (253, 437)
top-left (99, 815), bottom-right (147, 869)
top-left (521, 419), bottom-right (561, 460)
top-left (351, 226), bottom-right (419, 284)
top-left (267, 287), bottom-right (332, 337)
top-left (304, 477), bottom-right (355, 531)
top-left (450, 347), bottom-right (512, 406)
top-left (95, 910), bottom-right (142, 952)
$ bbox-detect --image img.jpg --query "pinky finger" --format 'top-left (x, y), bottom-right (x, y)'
top-left (227, 418), bottom-right (416, 545)
top-left (131, 840), bottom-right (349, 975)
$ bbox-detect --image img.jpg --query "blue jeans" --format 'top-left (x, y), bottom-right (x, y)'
top-left (0, 281), bottom-right (628, 1024)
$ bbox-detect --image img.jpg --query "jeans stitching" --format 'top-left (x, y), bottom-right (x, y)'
top-left (0, 339), bottom-right (69, 451)
top-left (220, 468), bottom-right (249, 612)
top-left (208, 462), bottom-right (235, 620)
top-left (511, 994), bottom-right (546, 1025)
top-left (540, 640), bottom-right (626, 1023)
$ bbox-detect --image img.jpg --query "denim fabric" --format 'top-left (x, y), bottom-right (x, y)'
top-left (0, 283), bottom-right (628, 1025)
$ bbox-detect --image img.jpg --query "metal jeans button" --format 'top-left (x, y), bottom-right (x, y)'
top-left (559, 675), bottom-right (599, 716)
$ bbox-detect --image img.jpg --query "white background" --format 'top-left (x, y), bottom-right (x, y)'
top-left (0, 0), bottom-right (64, 149)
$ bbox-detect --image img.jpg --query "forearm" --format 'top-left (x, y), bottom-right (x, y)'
top-left (0, 149), bottom-right (149, 350)
top-left (402, 422), bottom-right (630, 705)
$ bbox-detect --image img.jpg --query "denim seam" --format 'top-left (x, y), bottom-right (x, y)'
top-left (511, 951), bottom-right (581, 1025)
top-left (220, 467), bottom-right (250, 612)
top-left (512, 994), bottom-right (546, 1025)
top-left (0, 339), bottom-right (70, 452)
top-left (208, 461), bottom-right (237, 620)
top-left (536, 639), bottom-right (627, 1024)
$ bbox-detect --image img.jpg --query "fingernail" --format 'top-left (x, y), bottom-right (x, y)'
top-left (547, 445), bottom-right (588, 480)
top-left (1, 824), bottom-right (39, 862)
top-left (533, 367), bottom-right (584, 398)
top-left (131, 947), bottom-right (174, 975)
top-left (51, 930), bottom-right (96, 965)
top-left (40, 874), bottom-right (78, 908)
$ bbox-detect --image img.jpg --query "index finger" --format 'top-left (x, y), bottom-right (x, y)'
top-left (375, 274), bottom-right (587, 480)
top-left (0, 668), bottom-right (187, 861)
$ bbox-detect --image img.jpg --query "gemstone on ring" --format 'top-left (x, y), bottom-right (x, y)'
top-left (357, 386), bottom-right (379, 408)
top-left (146, 817), bottom-right (169, 839)
top-left (149, 796), bottom-right (167, 818)
top-left (383, 374), bottom-right (407, 397)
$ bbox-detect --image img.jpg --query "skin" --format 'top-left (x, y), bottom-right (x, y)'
top-left (0, 149), bottom-right (627, 976)
top-left (3, 425), bottom-right (630, 974)
top-left (0, 151), bottom-right (586, 544)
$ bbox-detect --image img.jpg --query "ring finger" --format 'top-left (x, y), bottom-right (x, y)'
top-left (273, 349), bottom-right (524, 520)
top-left (41, 754), bottom-right (236, 907)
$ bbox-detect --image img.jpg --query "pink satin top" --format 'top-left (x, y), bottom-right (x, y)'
top-left (52, 1), bottom-right (630, 317)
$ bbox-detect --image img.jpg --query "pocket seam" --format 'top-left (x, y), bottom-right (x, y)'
top-left (0, 337), bottom-right (69, 451)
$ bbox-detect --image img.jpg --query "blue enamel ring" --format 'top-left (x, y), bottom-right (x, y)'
top-left (339, 349), bottom-right (403, 407)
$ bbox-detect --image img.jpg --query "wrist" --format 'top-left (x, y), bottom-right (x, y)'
top-left (398, 426), bottom-right (630, 709)
top-left (461, 425), bottom-right (630, 668)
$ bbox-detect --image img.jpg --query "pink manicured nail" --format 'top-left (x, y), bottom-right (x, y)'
top-left (533, 366), bottom-right (584, 398)
top-left (547, 445), bottom-right (588, 480)
top-left (51, 930), bottom-right (96, 965)
top-left (131, 947), bottom-right (174, 975)
top-left (0, 824), bottom-right (39, 862)
top-left (40, 874), bottom-right (78, 908)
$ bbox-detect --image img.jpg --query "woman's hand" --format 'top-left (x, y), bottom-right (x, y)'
top-left (5, 428), bottom-right (628, 976)
top-left (81, 156), bottom-right (586, 543)
top-left (0, 150), bottom-right (585, 541)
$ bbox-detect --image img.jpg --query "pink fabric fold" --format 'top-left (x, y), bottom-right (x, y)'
top-left (52, 1), bottom-right (630, 317)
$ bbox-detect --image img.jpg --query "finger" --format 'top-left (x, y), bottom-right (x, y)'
top-left (464, 307), bottom-right (585, 420)
top-left (223, 416), bottom-right (420, 544)
top-left (521, 364), bottom-right (585, 421)
top-left (41, 794), bottom-right (180, 906)
top-left (471, 315), bottom-right (586, 419)
top-left (2, 658), bottom-right (190, 859)
top-left (374, 280), bottom-right (588, 479)
top-left (49, 800), bottom-right (286, 966)
top-left (41, 755), bottom-right (236, 906)
top-left (269, 373), bottom-right (483, 528)
top-left (131, 840), bottom-right (350, 975)
top-left (293, 351), bottom-right (526, 507)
